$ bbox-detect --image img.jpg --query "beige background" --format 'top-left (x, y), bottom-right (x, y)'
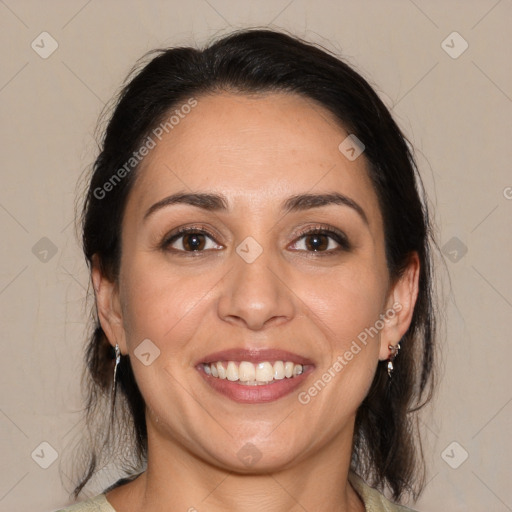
top-left (1, 1), bottom-right (511, 511)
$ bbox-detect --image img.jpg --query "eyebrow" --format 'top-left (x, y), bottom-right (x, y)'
top-left (143, 191), bottom-right (369, 225)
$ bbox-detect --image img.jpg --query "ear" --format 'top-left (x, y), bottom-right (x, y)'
top-left (378, 252), bottom-right (420, 361)
top-left (91, 254), bottom-right (127, 354)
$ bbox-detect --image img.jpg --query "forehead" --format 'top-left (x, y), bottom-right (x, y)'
top-left (126, 91), bottom-right (381, 226)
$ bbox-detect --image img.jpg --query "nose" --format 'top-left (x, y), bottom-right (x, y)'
top-left (217, 243), bottom-right (296, 331)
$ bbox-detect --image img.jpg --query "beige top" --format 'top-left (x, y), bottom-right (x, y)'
top-left (55, 471), bottom-right (416, 512)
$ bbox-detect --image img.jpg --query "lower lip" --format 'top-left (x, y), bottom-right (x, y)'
top-left (197, 366), bottom-right (313, 404)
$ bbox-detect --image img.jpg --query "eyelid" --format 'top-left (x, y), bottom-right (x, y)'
top-left (160, 224), bottom-right (222, 253)
top-left (291, 223), bottom-right (352, 252)
top-left (160, 222), bottom-right (351, 254)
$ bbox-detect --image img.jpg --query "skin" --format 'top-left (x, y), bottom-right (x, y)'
top-left (93, 91), bottom-right (420, 512)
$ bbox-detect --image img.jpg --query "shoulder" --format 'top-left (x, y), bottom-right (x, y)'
top-left (53, 494), bottom-right (116, 512)
top-left (348, 471), bottom-right (418, 512)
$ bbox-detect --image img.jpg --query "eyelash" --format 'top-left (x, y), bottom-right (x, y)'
top-left (160, 223), bottom-right (351, 257)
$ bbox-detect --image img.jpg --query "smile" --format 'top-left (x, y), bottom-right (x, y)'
top-left (202, 360), bottom-right (304, 385)
top-left (196, 348), bottom-right (314, 403)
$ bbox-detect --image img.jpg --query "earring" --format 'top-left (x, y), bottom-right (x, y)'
top-left (112, 343), bottom-right (121, 393)
top-left (387, 342), bottom-right (401, 378)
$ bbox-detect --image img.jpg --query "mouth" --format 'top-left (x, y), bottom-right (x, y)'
top-left (195, 348), bottom-right (315, 404)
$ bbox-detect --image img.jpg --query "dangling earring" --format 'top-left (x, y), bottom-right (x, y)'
top-left (109, 343), bottom-right (122, 417)
top-left (113, 343), bottom-right (121, 394)
top-left (387, 342), bottom-right (401, 378)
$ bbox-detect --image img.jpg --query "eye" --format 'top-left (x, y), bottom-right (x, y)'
top-left (161, 226), bottom-right (223, 253)
top-left (290, 226), bottom-right (351, 255)
top-left (160, 224), bottom-right (351, 256)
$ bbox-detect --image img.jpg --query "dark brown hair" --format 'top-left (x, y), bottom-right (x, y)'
top-left (74, 28), bottom-right (436, 503)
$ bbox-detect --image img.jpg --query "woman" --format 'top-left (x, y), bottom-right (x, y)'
top-left (58, 28), bottom-right (436, 511)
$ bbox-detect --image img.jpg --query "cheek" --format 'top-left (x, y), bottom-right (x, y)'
top-left (118, 257), bottom-right (215, 424)
top-left (297, 262), bottom-right (387, 404)
top-left (306, 263), bottom-right (387, 344)
top-left (119, 254), bottom-right (217, 357)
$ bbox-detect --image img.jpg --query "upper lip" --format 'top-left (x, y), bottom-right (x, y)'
top-left (196, 348), bottom-right (315, 366)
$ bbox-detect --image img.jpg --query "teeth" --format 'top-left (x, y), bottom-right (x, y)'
top-left (226, 361), bottom-right (238, 381)
top-left (239, 361), bottom-right (255, 382)
top-left (216, 361), bottom-right (226, 379)
top-left (204, 360), bottom-right (304, 384)
top-left (255, 362), bottom-right (273, 382)
top-left (273, 360), bottom-right (285, 380)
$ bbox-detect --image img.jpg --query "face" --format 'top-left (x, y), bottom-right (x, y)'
top-left (94, 91), bottom-right (418, 473)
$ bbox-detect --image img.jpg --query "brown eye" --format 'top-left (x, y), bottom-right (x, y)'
top-left (162, 228), bottom-right (222, 253)
top-left (290, 227), bottom-right (351, 254)
top-left (304, 233), bottom-right (330, 252)
top-left (181, 233), bottom-right (207, 251)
